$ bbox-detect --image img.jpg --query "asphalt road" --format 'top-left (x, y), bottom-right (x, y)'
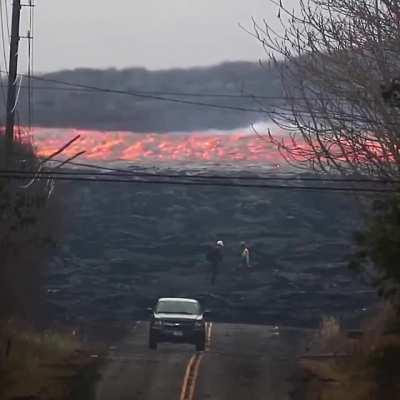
top-left (95, 322), bottom-right (304, 400)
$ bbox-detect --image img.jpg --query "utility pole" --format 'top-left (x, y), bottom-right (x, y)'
top-left (5, 0), bottom-right (21, 162)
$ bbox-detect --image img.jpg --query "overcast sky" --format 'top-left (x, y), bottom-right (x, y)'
top-left (14, 0), bottom-right (299, 72)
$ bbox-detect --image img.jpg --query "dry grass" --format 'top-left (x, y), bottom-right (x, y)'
top-left (301, 307), bottom-right (400, 400)
top-left (0, 320), bottom-right (103, 400)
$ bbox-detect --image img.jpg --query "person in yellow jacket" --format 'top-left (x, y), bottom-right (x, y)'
top-left (240, 241), bottom-right (251, 269)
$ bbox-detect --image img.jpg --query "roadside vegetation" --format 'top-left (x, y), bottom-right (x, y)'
top-left (0, 319), bottom-right (104, 400)
top-left (0, 135), bottom-right (58, 320)
top-left (350, 194), bottom-right (400, 308)
top-left (301, 308), bottom-right (400, 399)
top-left (0, 134), bottom-right (103, 399)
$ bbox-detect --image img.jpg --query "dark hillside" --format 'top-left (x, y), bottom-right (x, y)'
top-left (13, 62), bottom-right (280, 132)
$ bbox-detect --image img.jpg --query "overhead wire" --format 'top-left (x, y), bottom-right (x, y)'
top-left (0, 170), bottom-right (395, 193)
top-left (0, 71), bottom-right (267, 114)
top-left (0, 84), bottom-right (339, 102)
top-left (0, 70), bottom-right (365, 120)
top-left (10, 74), bottom-right (22, 113)
top-left (0, 82), bottom-right (386, 127)
top-left (30, 157), bottom-right (400, 184)
top-left (0, 82), bottom-right (368, 120)
top-left (0, 70), bottom-right (379, 109)
top-left (0, 1), bottom-right (8, 71)
top-left (0, 83), bottom-right (288, 99)
top-left (1, 160), bottom-right (399, 186)
top-left (3, 0), bottom-right (9, 42)
top-left (0, 70), bottom-right (388, 126)
top-left (0, 74), bottom-right (317, 100)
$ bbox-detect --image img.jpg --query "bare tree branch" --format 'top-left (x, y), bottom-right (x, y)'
top-left (251, 0), bottom-right (400, 177)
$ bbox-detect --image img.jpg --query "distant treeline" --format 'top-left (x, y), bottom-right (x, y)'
top-left (9, 62), bottom-right (282, 132)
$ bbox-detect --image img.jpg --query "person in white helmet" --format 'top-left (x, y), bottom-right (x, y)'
top-left (206, 240), bottom-right (224, 285)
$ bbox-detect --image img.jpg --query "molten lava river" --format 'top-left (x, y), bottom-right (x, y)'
top-left (31, 127), bottom-right (285, 169)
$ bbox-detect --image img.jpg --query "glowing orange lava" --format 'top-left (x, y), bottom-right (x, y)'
top-left (29, 128), bottom-right (286, 166)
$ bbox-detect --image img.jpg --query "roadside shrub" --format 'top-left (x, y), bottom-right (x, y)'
top-left (350, 194), bottom-right (400, 311)
top-left (302, 313), bottom-right (400, 399)
top-left (314, 316), bottom-right (349, 354)
top-left (0, 135), bottom-right (63, 320)
top-left (368, 345), bottom-right (400, 387)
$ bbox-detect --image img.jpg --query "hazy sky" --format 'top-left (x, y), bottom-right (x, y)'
top-left (16, 0), bottom-right (300, 72)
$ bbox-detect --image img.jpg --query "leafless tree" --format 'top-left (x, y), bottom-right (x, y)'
top-left (250, 0), bottom-right (400, 177)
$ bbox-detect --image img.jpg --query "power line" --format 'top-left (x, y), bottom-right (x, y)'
top-left (0, 84), bottom-right (340, 105)
top-left (3, 0), bottom-right (9, 42)
top-left (0, 170), bottom-right (396, 193)
top-left (0, 82), bottom-right (286, 99)
top-left (0, 81), bottom-right (372, 123)
top-left (0, 72), bottom-right (382, 114)
top-left (0, 74), bottom-right (317, 101)
top-left (0, 71), bottom-right (389, 127)
top-left (18, 160), bottom-right (400, 185)
top-left (0, 71), bottom-right (385, 125)
top-left (0, 1), bottom-right (8, 72)
top-left (0, 70), bottom-right (372, 123)
top-left (0, 73), bottom-right (395, 134)
top-left (0, 70), bottom-right (266, 114)
top-left (43, 157), bottom-right (400, 184)
top-left (0, 73), bottom-right (373, 105)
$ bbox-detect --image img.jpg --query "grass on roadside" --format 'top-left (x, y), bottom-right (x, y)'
top-left (0, 320), bottom-right (104, 400)
top-left (300, 307), bottom-right (400, 400)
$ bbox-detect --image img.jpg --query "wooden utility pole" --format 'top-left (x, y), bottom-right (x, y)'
top-left (5, 0), bottom-right (21, 161)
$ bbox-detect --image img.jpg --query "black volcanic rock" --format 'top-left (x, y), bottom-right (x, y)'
top-left (46, 172), bottom-right (377, 327)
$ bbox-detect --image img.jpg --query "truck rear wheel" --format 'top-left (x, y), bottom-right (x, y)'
top-left (195, 338), bottom-right (205, 351)
top-left (149, 336), bottom-right (157, 350)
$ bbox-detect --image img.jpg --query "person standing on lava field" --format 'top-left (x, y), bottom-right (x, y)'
top-left (239, 241), bottom-right (251, 270)
top-left (206, 240), bottom-right (224, 285)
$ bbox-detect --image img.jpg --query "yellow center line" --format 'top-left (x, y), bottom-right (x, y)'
top-left (179, 354), bottom-right (197, 400)
top-left (179, 322), bottom-right (213, 400)
top-left (188, 354), bottom-right (203, 400)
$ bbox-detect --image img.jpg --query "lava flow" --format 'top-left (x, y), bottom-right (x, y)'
top-left (29, 127), bottom-right (286, 166)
